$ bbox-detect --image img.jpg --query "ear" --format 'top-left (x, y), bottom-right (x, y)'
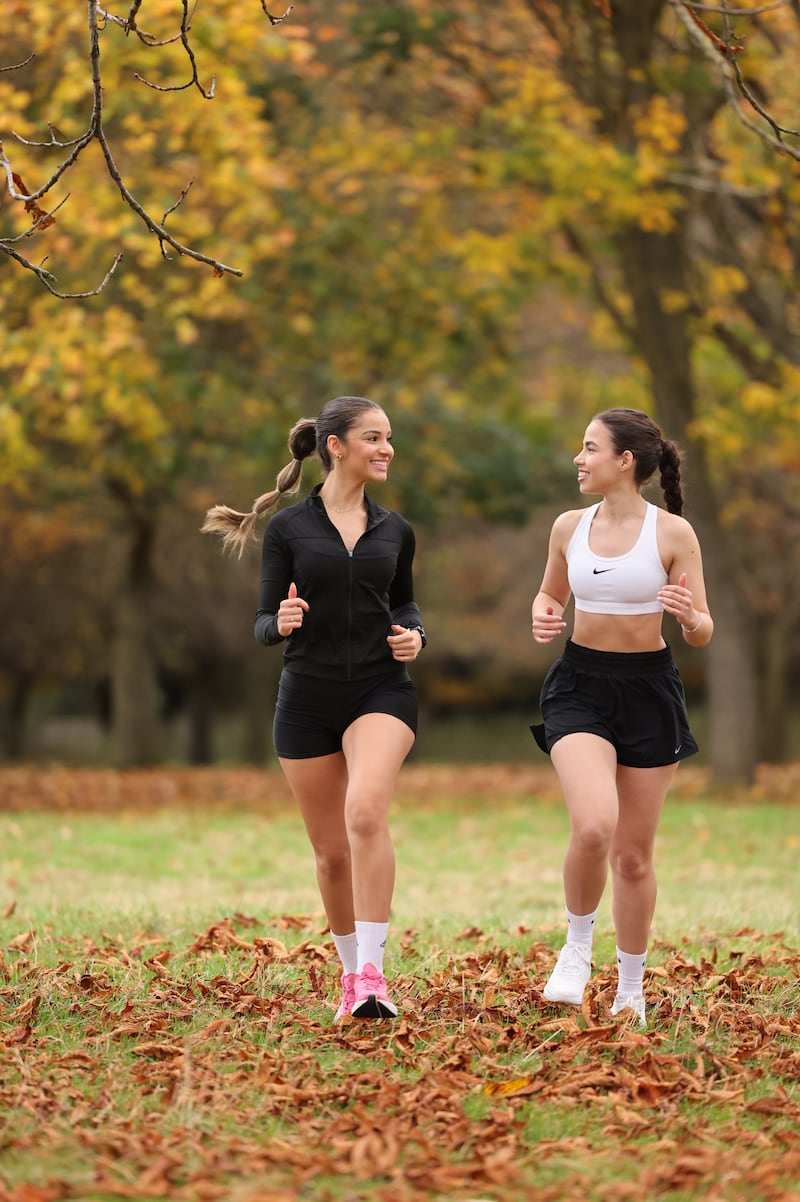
top-left (327, 434), bottom-right (343, 461)
top-left (619, 449), bottom-right (634, 471)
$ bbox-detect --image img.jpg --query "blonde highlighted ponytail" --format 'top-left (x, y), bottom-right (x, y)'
top-left (201, 418), bottom-right (317, 556)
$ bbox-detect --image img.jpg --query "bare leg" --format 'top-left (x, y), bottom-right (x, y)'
top-left (610, 763), bottom-right (676, 952)
top-left (341, 712), bottom-right (415, 921)
top-left (550, 733), bottom-right (620, 915)
top-left (278, 751), bottom-right (353, 934)
top-left (278, 714), bottom-right (413, 930)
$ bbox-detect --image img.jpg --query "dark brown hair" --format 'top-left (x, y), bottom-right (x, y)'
top-left (594, 408), bottom-right (684, 515)
top-left (202, 396), bottom-right (383, 555)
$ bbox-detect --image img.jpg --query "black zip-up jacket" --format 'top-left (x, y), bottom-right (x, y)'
top-left (254, 484), bottom-right (423, 681)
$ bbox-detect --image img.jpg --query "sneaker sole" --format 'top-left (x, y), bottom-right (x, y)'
top-left (351, 995), bottom-right (398, 1019)
top-left (542, 986), bottom-right (585, 1006)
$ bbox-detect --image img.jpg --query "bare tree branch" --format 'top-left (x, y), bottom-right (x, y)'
top-left (97, 1), bottom-right (181, 44)
top-left (3, 244), bottom-right (124, 299)
top-left (683, 2), bottom-right (792, 13)
top-left (11, 124), bottom-right (85, 150)
top-left (1, 0), bottom-right (295, 295)
top-left (132, 1), bottom-right (217, 97)
top-left (1, 54), bottom-right (35, 72)
top-left (261, 4), bottom-right (294, 24)
top-left (674, 0), bottom-right (800, 159)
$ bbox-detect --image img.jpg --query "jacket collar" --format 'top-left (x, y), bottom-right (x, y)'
top-left (308, 482), bottom-right (388, 528)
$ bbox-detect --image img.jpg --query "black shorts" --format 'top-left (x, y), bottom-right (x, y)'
top-left (530, 639), bottom-right (698, 769)
top-left (273, 668), bottom-right (418, 760)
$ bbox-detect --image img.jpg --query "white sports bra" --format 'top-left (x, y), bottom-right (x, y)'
top-left (567, 502), bottom-right (667, 615)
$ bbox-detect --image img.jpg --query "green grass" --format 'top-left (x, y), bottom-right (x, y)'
top-left (3, 787), bottom-right (796, 942)
top-left (1, 769), bottom-right (799, 1201)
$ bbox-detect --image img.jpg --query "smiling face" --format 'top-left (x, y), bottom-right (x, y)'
top-left (574, 419), bottom-right (631, 496)
top-left (332, 408), bottom-right (394, 484)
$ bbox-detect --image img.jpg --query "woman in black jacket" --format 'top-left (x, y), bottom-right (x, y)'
top-left (203, 396), bottom-right (425, 1022)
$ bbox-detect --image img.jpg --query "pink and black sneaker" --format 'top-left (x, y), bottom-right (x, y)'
top-left (351, 963), bottom-right (398, 1019)
top-left (334, 972), bottom-right (357, 1022)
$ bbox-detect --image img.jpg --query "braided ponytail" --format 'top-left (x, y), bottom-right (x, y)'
top-left (594, 408), bottom-right (685, 515)
top-left (658, 438), bottom-right (684, 516)
top-left (201, 418), bottom-right (317, 556)
top-left (202, 396), bottom-right (383, 557)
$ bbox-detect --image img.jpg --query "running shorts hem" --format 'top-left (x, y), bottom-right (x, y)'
top-left (273, 667), bottom-right (418, 760)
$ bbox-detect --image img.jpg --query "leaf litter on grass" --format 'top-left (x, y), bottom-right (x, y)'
top-left (3, 759), bottom-right (800, 813)
top-left (1, 909), bottom-right (799, 1202)
top-left (1, 764), bottom-right (799, 1201)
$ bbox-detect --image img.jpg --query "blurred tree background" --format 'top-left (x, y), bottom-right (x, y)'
top-left (1, 1), bottom-right (798, 783)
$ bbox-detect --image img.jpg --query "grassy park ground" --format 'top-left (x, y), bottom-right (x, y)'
top-left (0, 762), bottom-right (798, 1202)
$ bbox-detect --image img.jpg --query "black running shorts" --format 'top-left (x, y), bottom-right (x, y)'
top-left (273, 668), bottom-right (418, 760)
top-left (530, 639), bottom-right (698, 769)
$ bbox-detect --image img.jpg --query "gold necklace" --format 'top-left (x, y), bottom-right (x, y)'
top-left (322, 496), bottom-right (365, 514)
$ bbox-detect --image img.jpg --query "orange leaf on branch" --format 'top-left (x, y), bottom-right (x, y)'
top-left (11, 170), bottom-right (56, 230)
top-left (684, 5), bottom-right (744, 60)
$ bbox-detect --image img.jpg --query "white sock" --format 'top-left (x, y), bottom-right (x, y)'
top-left (616, 946), bottom-right (647, 996)
top-left (355, 920), bottom-right (389, 974)
top-left (331, 930), bottom-right (358, 976)
top-left (565, 907), bottom-right (598, 948)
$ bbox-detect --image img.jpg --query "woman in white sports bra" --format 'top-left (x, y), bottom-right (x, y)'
top-left (530, 408), bottom-right (713, 1028)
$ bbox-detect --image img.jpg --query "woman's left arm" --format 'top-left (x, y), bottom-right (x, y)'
top-left (388, 520), bottom-right (424, 638)
top-left (657, 515), bottom-right (714, 647)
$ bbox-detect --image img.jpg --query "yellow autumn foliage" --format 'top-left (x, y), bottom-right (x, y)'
top-left (2, 0), bottom-right (799, 520)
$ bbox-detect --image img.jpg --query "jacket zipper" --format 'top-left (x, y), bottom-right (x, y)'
top-left (317, 497), bottom-right (389, 681)
top-left (346, 547), bottom-right (353, 680)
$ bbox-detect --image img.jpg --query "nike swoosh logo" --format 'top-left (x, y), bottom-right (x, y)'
top-left (592, 567), bottom-right (614, 574)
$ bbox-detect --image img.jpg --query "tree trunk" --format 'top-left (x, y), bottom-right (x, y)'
top-left (2, 670), bottom-right (34, 760)
top-left (704, 575), bottom-right (759, 782)
top-left (757, 616), bottom-right (791, 762)
top-left (186, 664), bottom-right (215, 765)
top-left (672, 466), bottom-right (758, 783)
top-left (112, 515), bottom-right (161, 768)
top-left (240, 651), bottom-right (281, 765)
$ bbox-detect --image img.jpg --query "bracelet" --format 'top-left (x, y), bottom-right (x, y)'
top-left (681, 612), bottom-right (703, 634)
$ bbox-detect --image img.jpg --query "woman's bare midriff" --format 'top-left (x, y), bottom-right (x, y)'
top-left (571, 610), bottom-right (667, 653)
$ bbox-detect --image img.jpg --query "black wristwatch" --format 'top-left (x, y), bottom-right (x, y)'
top-left (407, 624), bottom-right (426, 649)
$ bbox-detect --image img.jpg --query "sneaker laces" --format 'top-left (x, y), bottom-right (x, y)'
top-left (357, 963), bottom-right (387, 994)
top-left (559, 944), bottom-right (591, 975)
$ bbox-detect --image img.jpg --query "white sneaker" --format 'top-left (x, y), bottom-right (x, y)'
top-left (542, 943), bottom-right (592, 1006)
top-left (611, 993), bottom-right (647, 1028)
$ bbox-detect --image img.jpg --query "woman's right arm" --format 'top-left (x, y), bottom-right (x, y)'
top-left (254, 523), bottom-right (292, 645)
top-left (531, 511), bottom-right (575, 645)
